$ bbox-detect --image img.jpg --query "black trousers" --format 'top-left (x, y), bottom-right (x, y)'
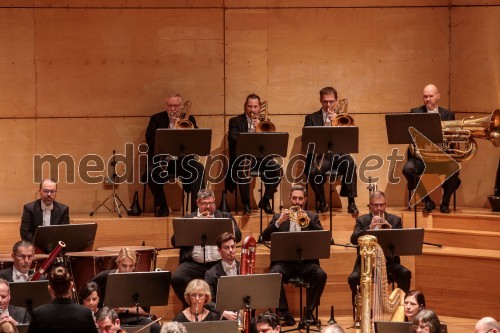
top-left (402, 157), bottom-right (461, 204)
top-left (147, 157), bottom-right (205, 212)
top-left (269, 261), bottom-right (327, 313)
top-left (308, 153), bottom-right (357, 204)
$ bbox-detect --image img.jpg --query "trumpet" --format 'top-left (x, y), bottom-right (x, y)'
top-left (174, 100), bottom-right (194, 129)
top-left (374, 212), bottom-right (392, 229)
top-left (289, 205), bottom-right (311, 228)
top-left (198, 210), bottom-right (213, 218)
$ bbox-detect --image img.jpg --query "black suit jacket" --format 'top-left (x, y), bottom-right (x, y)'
top-left (8, 304), bottom-right (31, 324)
top-left (20, 199), bottom-right (70, 243)
top-left (228, 113), bottom-right (249, 159)
top-left (350, 212), bottom-right (403, 265)
top-left (262, 210), bottom-right (323, 265)
top-left (171, 210), bottom-right (242, 264)
top-left (304, 109), bottom-right (325, 127)
top-left (204, 260), bottom-right (241, 311)
top-left (27, 298), bottom-right (98, 333)
top-left (145, 110), bottom-right (198, 160)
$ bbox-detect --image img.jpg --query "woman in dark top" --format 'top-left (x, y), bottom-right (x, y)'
top-left (28, 266), bottom-right (98, 333)
top-left (173, 279), bottom-right (219, 323)
top-left (79, 282), bottom-right (101, 322)
top-left (405, 290), bottom-right (426, 322)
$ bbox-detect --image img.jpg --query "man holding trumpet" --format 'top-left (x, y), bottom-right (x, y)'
top-left (347, 191), bottom-right (411, 310)
top-left (262, 184), bottom-right (327, 326)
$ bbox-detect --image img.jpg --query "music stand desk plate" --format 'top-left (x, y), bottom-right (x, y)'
top-left (9, 281), bottom-right (51, 308)
top-left (173, 218), bottom-right (234, 246)
top-left (385, 113), bottom-right (442, 145)
top-left (154, 128), bottom-right (212, 156)
top-left (270, 230), bottom-right (331, 262)
top-left (374, 321), bottom-right (412, 333)
top-left (182, 320), bottom-right (238, 333)
top-left (236, 132), bottom-right (289, 157)
top-left (366, 228), bottom-right (425, 256)
top-left (33, 223), bottom-right (97, 253)
top-left (122, 325), bottom-right (150, 333)
top-left (302, 126), bottom-right (359, 154)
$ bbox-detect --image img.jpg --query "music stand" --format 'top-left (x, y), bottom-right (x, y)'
top-left (33, 223), bottom-right (97, 254)
top-left (105, 271), bottom-right (171, 323)
top-left (374, 321), bottom-right (412, 333)
top-left (366, 228), bottom-right (425, 289)
top-left (385, 113), bottom-right (443, 227)
top-left (215, 273), bottom-right (281, 311)
top-left (154, 128), bottom-right (212, 156)
top-left (182, 321), bottom-right (238, 333)
top-left (9, 281), bottom-right (51, 313)
top-left (236, 132), bottom-right (289, 242)
top-left (302, 126), bottom-right (359, 238)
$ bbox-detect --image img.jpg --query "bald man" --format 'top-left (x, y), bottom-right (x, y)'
top-left (402, 84), bottom-right (461, 214)
top-left (474, 317), bottom-right (500, 333)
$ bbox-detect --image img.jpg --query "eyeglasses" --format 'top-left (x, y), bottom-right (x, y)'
top-left (15, 255), bottom-right (34, 260)
top-left (199, 202), bottom-right (215, 207)
top-left (321, 99), bottom-right (336, 104)
top-left (41, 189), bottom-right (57, 194)
top-left (189, 293), bottom-right (206, 299)
top-left (413, 324), bottom-right (430, 330)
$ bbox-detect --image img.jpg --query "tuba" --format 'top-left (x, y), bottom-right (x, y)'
top-left (238, 236), bottom-right (257, 333)
top-left (254, 101), bottom-right (276, 132)
top-left (410, 109), bottom-right (500, 162)
top-left (174, 100), bottom-right (194, 129)
top-left (357, 235), bottom-right (405, 333)
top-left (329, 98), bottom-right (355, 126)
top-left (289, 205), bottom-right (311, 228)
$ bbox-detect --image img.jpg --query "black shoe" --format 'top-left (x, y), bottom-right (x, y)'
top-left (258, 199), bottom-right (274, 214)
top-left (423, 199), bottom-right (436, 213)
top-left (305, 310), bottom-right (317, 324)
top-left (440, 203), bottom-right (451, 213)
top-left (243, 204), bottom-right (252, 215)
top-left (317, 201), bottom-right (328, 213)
top-left (155, 205), bottom-right (169, 217)
top-left (347, 202), bottom-right (359, 216)
top-left (280, 312), bottom-right (296, 327)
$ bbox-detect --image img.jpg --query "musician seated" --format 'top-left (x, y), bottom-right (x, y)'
top-left (95, 307), bottom-right (126, 333)
top-left (0, 241), bottom-right (44, 283)
top-left (262, 184), bottom-right (327, 326)
top-left (172, 279), bottom-right (219, 323)
top-left (412, 309), bottom-right (441, 333)
top-left (0, 279), bottom-right (30, 325)
top-left (404, 290), bottom-right (426, 322)
top-left (91, 248), bottom-right (161, 333)
top-left (227, 93), bottom-right (282, 215)
top-left (256, 312), bottom-right (280, 333)
top-left (79, 282), bottom-right (101, 321)
top-left (347, 191), bottom-right (411, 310)
top-left (0, 321), bottom-right (18, 333)
top-left (145, 93), bottom-right (206, 216)
top-left (20, 178), bottom-right (70, 242)
top-left (204, 232), bottom-right (239, 320)
top-left (303, 86), bottom-right (358, 215)
top-left (28, 266), bottom-right (98, 333)
top-left (171, 189), bottom-right (242, 308)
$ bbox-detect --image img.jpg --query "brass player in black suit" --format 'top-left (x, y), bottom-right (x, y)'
top-left (171, 189), bottom-right (242, 308)
top-left (145, 94), bottom-right (206, 216)
top-left (304, 87), bottom-right (358, 215)
top-left (20, 179), bottom-right (69, 243)
top-left (262, 184), bottom-right (327, 326)
top-left (227, 94), bottom-right (282, 215)
top-left (0, 279), bottom-right (30, 325)
top-left (402, 84), bottom-right (461, 213)
top-left (347, 191), bottom-right (411, 308)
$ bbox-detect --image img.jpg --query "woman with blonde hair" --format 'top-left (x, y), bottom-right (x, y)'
top-left (0, 321), bottom-right (19, 333)
top-left (172, 279), bottom-right (219, 322)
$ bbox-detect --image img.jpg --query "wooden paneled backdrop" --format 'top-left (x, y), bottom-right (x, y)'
top-left (0, 0), bottom-right (498, 215)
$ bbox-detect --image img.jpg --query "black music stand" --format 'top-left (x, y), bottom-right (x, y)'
top-left (366, 228), bottom-right (425, 289)
top-left (173, 218), bottom-right (234, 263)
top-left (182, 321), bottom-right (238, 333)
top-left (216, 273), bottom-right (281, 312)
top-left (154, 128), bottom-right (212, 157)
top-left (236, 132), bottom-right (289, 242)
top-left (385, 113), bottom-right (442, 227)
top-left (271, 230), bottom-right (331, 332)
top-left (105, 271), bottom-right (171, 324)
top-left (9, 281), bottom-right (51, 314)
top-left (33, 223), bottom-right (97, 254)
top-left (302, 126), bottom-right (359, 239)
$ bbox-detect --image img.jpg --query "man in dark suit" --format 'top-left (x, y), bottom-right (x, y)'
top-left (262, 184), bottom-right (327, 326)
top-left (347, 191), bottom-right (411, 309)
top-left (171, 189), bottom-right (242, 308)
top-left (96, 307), bottom-right (126, 333)
top-left (402, 84), bottom-right (461, 213)
top-left (227, 93), bottom-right (282, 215)
top-left (0, 278), bottom-right (30, 325)
top-left (0, 241), bottom-right (37, 283)
top-left (20, 179), bottom-right (69, 243)
top-left (304, 86), bottom-right (358, 215)
top-left (204, 232), bottom-right (240, 320)
top-left (145, 94), bottom-right (206, 216)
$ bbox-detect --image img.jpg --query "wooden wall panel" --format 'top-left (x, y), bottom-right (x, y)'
top-left (34, 8), bottom-right (224, 117)
top-left (450, 6), bottom-right (500, 112)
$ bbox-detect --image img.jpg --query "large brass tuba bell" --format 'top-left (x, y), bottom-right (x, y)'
top-left (411, 109), bottom-right (500, 162)
top-left (174, 100), bottom-right (195, 129)
top-left (255, 100), bottom-right (276, 132)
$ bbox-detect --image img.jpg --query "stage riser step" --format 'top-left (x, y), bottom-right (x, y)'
top-left (425, 229), bottom-right (500, 251)
top-left (432, 214), bottom-right (500, 232)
